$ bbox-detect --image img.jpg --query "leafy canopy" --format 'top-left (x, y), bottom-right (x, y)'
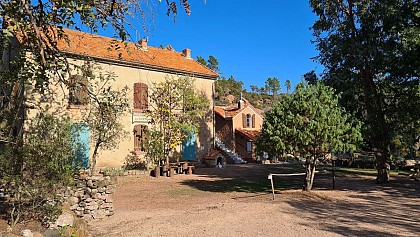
top-left (257, 82), bottom-right (361, 159)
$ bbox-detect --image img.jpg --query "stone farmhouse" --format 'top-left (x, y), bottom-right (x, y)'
top-left (2, 29), bottom-right (218, 168)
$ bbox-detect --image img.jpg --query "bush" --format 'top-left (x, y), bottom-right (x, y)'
top-left (0, 113), bottom-right (79, 226)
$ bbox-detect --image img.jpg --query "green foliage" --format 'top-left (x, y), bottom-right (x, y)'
top-left (285, 79), bottom-right (292, 94)
top-left (195, 55), bottom-right (219, 72)
top-left (207, 55), bottom-right (220, 72)
top-left (145, 76), bottom-right (210, 165)
top-left (257, 83), bottom-right (362, 190)
top-left (310, 0), bottom-right (419, 182)
top-left (0, 113), bottom-right (79, 226)
top-left (303, 70), bottom-right (318, 85)
top-left (76, 62), bottom-right (129, 176)
top-left (196, 56), bottom-right (207, 66)
top-left (214, 75), bottom-right (244, 105)
top-left (265, 77), bottom-right (281, 96)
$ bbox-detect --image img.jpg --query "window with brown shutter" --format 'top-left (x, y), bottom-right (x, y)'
top-left (252, 114), bottom-right (256, 128)
top-left (242, 113), bottom-right (246, 128)
top-left (69, 75), bottom-right (89, 106)
top-left (134, 83), bottom-right (148, 111)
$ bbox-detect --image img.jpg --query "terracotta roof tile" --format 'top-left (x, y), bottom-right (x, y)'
top-left (236, 129), bottom-right (261, 141)
top-left (214, 98), bottom-right (263, 118)
top-left (57, 29), bottom-right (218, 78)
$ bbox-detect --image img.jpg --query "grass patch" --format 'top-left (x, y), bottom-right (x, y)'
top-left (320, 167), bottom-right (412, 176)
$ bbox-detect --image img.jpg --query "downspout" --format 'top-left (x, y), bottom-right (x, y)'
top-left (212, 81), bottom-right (215, 149)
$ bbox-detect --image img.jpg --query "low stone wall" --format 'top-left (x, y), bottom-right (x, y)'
top-left (64, 175), bottom-right (116, 219)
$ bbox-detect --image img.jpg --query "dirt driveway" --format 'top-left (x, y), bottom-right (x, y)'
top-left (89, 164), bottom-right (420, 237)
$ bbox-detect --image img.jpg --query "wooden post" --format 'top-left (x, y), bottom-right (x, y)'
top-left (154, 166), bottom-right (160, 178)
top-left (169, 167), bottom-right (175, 177)
top-left (268, 174), bottom-right (275, 200)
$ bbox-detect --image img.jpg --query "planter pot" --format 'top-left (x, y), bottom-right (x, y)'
top-left (154, 166), bottom-right (160, 178)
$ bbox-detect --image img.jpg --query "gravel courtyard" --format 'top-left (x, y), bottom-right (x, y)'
top-left (89, 164), bottom-right (420, 237)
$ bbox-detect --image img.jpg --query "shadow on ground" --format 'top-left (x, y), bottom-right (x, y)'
top-left (181, 164), bottom-right (420, 236)
top-left (180, 163), bottom-right (333, 193)
top-left (283, 174), bottom-right (420, 236)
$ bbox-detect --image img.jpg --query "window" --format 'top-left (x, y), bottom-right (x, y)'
top-left (134, 125), bottom-right (147, 152)
top-left (134, 83), bottom-right (148, 111)
top-left (246, 114), bottom-right (251, 128)
top-left (69, 75), bottom-right (89, 106)
top-left (247, 141), bottom-right (252, 152)
top-left (242, 113), bottom-right (256, 128)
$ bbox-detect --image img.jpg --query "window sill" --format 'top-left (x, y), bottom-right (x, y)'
top-left (132, 109), bottom-right (149, 113)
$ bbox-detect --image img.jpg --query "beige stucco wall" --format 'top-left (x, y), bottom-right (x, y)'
top-left (232, 106), bottom-right (263, 131)
top-left (26, 58), bottom-right (215, 168)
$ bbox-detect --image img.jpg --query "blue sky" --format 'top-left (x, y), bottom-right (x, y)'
top-left (117, 1), bottom-right (322, 91)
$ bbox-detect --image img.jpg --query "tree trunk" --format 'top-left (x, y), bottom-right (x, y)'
top-left (90, 141), bottom-right (100, 176)
top-left (361, 69), bottom-right (391, 183)
top-left (303, 158), bottom-right (313, 191)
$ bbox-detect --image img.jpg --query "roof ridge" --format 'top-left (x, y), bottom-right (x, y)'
top-left (59, 28), bottom-right (218, 78)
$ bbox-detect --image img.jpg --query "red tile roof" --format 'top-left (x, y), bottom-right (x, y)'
top-left (57, 29), bottom-right (218, 79)
top-left (214, 98), bottom-right (263, 118)
top-left (236, 129), bottom-right (261, 141)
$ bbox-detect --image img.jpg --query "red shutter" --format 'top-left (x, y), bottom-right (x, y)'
top-left (252, 114), bottom-right (256, 128)
top-left (133, 83), bottom-right (141, 109)
top-left (242, 113), bottom-right (246, 128)
top-left (140, 83), bottom-right (148, 111)
top-left (134, 83), bottom-right (148, 111)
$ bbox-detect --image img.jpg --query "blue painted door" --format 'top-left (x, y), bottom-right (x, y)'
top-left (72, 124), bottom-right (90, 168)
top-left (182, 132), bottom-right (196, 161)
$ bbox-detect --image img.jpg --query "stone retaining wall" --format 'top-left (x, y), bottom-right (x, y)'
top-left (64, 175), bottom-right (116, 220)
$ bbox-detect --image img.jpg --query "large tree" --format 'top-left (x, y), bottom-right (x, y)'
top-left (310, 0), bottom-right (419, 182)
top-left (145, 76), bottom-right (209, 165)
top-left (265, 77), bottom-right (281, 96)
top-left (257, 83), bottom-right (361, 191)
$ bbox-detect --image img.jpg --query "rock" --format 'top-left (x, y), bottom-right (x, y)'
top-left (90, 189), bottom-right (98, 195)
top-left (31, 232), bottom-right (43, 237)
top-left (86, 179), bottom-right (93, 187)
top-left (3, 233), bottom-right (20, 237)
top-left (101, 202), bottom-right (113, 208)
top-left (68, 196), bottom-right (79, 206)
top-left (105, 187), bottom-right (115, 194)
top-left (85, 198), bottom-right (93, 203)
top-left (54, 211), bottom-right (75, 227)
top-left (86, 202), bottom-right (99, 210)
top-left (70, 204), bottom-right (79, 210)
top-left (92, 209), bottom-right (107, 219)
top-left (43, 229), bottom-right (60, 237)
top-left (21, 229), bottom-right (33, 237)
top-left (105, 196), bottom-right (113, 203)
top-left (97, 187), bottom-right (106, 193)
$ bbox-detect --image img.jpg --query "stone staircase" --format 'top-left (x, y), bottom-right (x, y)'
top-left (215, 137), bottom-right (247, 164)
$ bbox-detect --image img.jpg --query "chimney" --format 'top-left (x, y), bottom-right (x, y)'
top-left (138, 39), bottom-right (147, 51)
top-left (182, 48), bottom-right (192, 59)
top-left (238, 92), bottom-right (245, 109)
